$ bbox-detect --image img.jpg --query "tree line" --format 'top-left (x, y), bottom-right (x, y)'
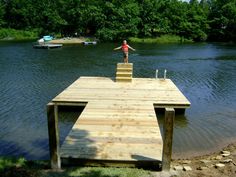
top-left (0, 0), bottom-right (235, 42)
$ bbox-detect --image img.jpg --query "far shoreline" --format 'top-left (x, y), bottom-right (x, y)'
top-left (48, 37), bottom-right (87, 44)
top-left (1, 36), bottom-right (235, 45)
top-left (0, 36), bottom-right (194, 45)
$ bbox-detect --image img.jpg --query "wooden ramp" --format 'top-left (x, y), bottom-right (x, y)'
top-left (50, 76), bottom-right (190, 168)
top-left (60, 100), bottom-right (162, 166)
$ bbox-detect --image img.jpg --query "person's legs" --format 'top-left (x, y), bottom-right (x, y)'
top-left (124, 56), bottom-right (128, 63)
top-left (123, 52), bottom-right (128, 63)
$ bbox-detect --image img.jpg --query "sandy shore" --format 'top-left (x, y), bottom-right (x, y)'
top-left (48, 37), bottom-right (86, 44)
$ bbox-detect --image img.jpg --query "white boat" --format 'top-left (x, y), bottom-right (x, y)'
top-left (37, 35), bottom-right (53, 43)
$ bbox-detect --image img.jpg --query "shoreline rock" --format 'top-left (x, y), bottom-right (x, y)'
top-left (171, 143), bottom-right (236, 176)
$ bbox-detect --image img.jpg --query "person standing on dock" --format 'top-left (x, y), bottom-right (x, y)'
top-left (114, 40), bottom-right (135, 63)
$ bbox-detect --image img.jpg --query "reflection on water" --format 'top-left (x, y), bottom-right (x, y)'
top-left (0, 42), bottom-right (236, 159)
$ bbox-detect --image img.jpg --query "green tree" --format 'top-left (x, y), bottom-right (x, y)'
top-left (160, 0), bottom-right (189, 35)
top-left (138, 0), bottom-right (162, 37)
top-left (172, 0), bottom-right (209, 41)
top-left (209, 0), bottom-right (236, 41)
top-left (96, 0), bottom-right (140, 41)
top-left (222, 1), bottom-right (236, 41)
top-left (0, 0), bottom-right (235, 42)
top-left (3, 0), bottom-right (65, 34)
top-left (0, 0), bottom-right (5, 27)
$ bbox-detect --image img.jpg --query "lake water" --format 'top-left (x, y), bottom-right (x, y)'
top-left (0, 41), bottom-right (236, 160)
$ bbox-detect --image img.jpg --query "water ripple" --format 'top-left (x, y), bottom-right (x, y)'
top-left (0, 42), bottom-right (236, 159)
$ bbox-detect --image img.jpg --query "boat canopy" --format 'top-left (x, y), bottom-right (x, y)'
top-left (43, 35), bottom-right (53, 41)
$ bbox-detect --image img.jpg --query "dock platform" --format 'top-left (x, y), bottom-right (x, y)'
top-left (33, 43), bottom-right (63, 49)
top-left (47, 74), bottom-right (190, 170)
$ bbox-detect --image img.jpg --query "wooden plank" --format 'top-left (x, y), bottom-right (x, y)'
top-left (162, 108), bottom-right (175, 171)
top-left (54, 95), bottom-right (188, 102)
top-left (69, 126), bottom-right (161, 134)
top-left (54, 88), bottom-right (184, 95)
top-left (60, 98), bottom-right (163, 165)
top-left (62, 137), bottom-right (162, 145)
top-left (52, 77), bottom-right (190, 106)
top-left (66, 84), bottom-right (177, 90)
top-left (61, 151), bottom-right (162, 161)
top-left (75, 120), bottom-right (158, 127)
top-left (79, 113), bottom-right (157, 119)
top-left (53, 91), bottom-right (187, 98)
top-left (47, 103), bottom-right (61, 169)
top-left (64, 131), bottom-right (161, 138)
top-left (60, 151), bottom-right (162, 161)
top-left (61, 143), bottom-right (162, 161)
top-left (54, 98), bottom-right (189, 107)
top-left (117, 63), bottom-right (133, 68)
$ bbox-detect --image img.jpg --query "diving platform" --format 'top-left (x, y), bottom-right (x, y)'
top-left (47, 63), bottom-right (190, 170)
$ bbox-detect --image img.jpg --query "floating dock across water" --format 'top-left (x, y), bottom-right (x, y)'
top-left (47, 63), bottom-right (190, 170)
top-left (33, 43), bottom-right (63, 49)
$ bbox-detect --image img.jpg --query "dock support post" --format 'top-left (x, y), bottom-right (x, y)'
top-left (162, 107), bottom-right (175, 171)
top-left (47, 103), bottom-right (61, 169)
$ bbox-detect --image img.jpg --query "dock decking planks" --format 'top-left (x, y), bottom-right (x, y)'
top-left (53, 77), bottom-right (190, 107)
top-left (52, 76), bottom-right (190, 166)
top-left (60, 101), bottom-right (163, 162)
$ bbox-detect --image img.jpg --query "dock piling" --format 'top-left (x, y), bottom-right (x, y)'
top-left (47, 103), bottom-right (61, 169)
top-left (162, 107), bottom-right (175, 171)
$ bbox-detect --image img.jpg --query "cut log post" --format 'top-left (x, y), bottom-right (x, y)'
top-left (162, 107), bottom-right (175, 171)
top-left (47, 103), bottom-right (61, 169)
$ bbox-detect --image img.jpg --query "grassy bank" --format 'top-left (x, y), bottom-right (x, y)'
top-left (129, 35), bottom-right (193, 44)
top-left (2, 142), bottom-right (236, 177)
top-left (0, 28), bottom-right (39, 41)
top-left (0, 157), bottom-right (152, 177)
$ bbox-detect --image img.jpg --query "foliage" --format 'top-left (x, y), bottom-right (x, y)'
top-left (208, 0), bottom-right (236, 42)
top-left (0, 28), bottom-right (38, 40)
top-left (129, 35), bottom-right (193, 43)
top-left (0, 157), bottom-right (26, 171)
top-left (0, 0), bottom-right (5, 27)
top-left (0, 0), bottom-right (235, 42)
top-left (0, 157), bottom-right (152, 177)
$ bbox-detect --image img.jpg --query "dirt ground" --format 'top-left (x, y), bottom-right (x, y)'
top-left (170, 143), bottom-right (236, 177)
top-left (49, 37), bottom-right (86, 44)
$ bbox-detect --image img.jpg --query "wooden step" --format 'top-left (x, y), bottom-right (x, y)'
top-left (116, 77), bottom-right (132, 82)
top-left (116, 72), bottom-right (132, 77)
top-left (116, 63), bottom-right (133, 83)
top-left (117, 68), bottom-right (133, 72)
top-left (117, 63), bottom-right (133, 69)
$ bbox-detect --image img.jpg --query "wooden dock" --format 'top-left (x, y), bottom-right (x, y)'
top-left (47, 64), bottom-right (190, 170)
top-left (33, 43), bottom-right (63, 49)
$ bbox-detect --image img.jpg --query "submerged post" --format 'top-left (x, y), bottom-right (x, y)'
top-left (162, 107), bottom-right (175, 171)
top-left (47, 103), bottom-right (61, 169)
